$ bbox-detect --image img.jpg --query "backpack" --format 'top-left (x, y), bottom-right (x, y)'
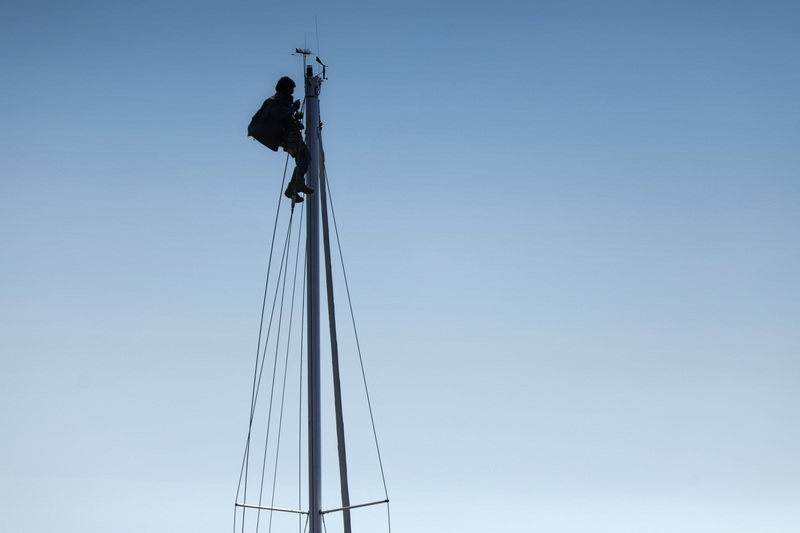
top-left (247, 100), bottom-right (280, 151)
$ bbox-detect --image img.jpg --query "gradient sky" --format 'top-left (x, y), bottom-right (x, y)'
top-left (2, 1), bottom-right (799, 532)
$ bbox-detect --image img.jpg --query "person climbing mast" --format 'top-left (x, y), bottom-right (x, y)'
top-left (248, 76), bottom-right (315, 203)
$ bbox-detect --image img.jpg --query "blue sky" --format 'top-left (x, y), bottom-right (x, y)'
top-left (2, 1), bottom-right (799, 532)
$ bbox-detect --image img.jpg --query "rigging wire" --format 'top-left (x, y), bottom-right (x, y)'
top-left (319, 136), bottom-right (393, 533)
top-left (235, 153), bottom-right (301, 533)
top-left (315, 16), bottom-right (322, 60)
top-left (235, 152), bottom-right (293, 532)
top-left (320, 137), bottom-right (392, 505)
top-left (256, 208), bottom-right (303, 533)
top-left (268, 200), bottom-right (307, 533)
top-left (296, 247), bottom-right (308, 533)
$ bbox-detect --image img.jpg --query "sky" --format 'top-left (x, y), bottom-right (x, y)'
top-left (1, 0), bottom-right (799, 532)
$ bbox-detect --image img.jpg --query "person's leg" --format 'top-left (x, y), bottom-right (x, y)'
top-left (292, 141), bottom-right (313, 194)
top-left (281, 133), bottom-right (308, 200)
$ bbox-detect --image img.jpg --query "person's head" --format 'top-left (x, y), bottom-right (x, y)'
top-left (276, 76), bottom-right (296, 95)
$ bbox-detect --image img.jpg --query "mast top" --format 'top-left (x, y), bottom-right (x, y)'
top-left (294, 48), bottom-right (327, 82)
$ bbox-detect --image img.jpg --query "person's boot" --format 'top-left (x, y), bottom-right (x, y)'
top-left (294, 178), bottom-right (314, 195)
top-left (284, 183), bottom-right (303, 202)
top-left (290, 168), bottom-right (314, 194)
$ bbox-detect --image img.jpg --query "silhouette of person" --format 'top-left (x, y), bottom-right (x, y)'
top-left (248, 76), bottom-right (314, 202)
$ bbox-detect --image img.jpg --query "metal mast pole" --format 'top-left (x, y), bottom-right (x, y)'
top-left (304, 64), bottom-right (323, 533)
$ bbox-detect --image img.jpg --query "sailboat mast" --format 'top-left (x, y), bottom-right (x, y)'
top-left (304, 64), bottom-right (323, 533)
